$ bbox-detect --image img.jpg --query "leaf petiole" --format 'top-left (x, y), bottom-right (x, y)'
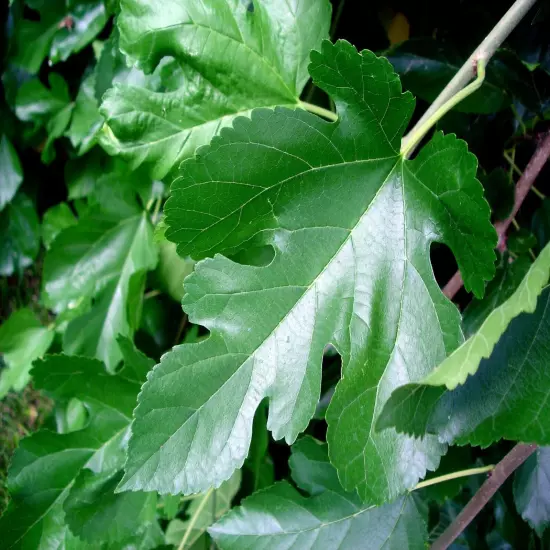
top-left (299, 101), bottom-right (338, 122)
top-left (401, 59), bottom-right (486, 158)
top-left (413, 464), bottom-right (495, 491)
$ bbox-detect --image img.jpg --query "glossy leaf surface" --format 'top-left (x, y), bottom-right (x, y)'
top-left (0, 135), bottom-right (23, 211)
top-left (122, 41), bottom-right (496, 504)
top-left (100, 0), bottom-right (331, 179)
top-left (209, 437), bottom-right (427, 549)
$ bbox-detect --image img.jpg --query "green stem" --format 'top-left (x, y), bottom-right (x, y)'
top-left (402, 0), bottom-right (537, 156)
top-left (413, 464), bottom-right (494, 491)
top-left (299, 101), bottom-right (338, 122)
top-left (178, 488), bottom-right (213, 550)
top-left (151, 197), bottom-right (162, 224)
top-left (401, 59), bottom-right (486, 158)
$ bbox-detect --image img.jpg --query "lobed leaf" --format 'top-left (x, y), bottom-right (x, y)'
top-left (121, 41), bottom-right (496, 504)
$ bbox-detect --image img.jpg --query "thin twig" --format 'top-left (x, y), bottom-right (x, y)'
top-left (431, 443), bottom-right (537, 550)
top-left (401, 0), bottom-right (537, 155)
top-left (443, 131), bottom-right (550, 299)
top-left (413, 464), bottom-right (494, 491)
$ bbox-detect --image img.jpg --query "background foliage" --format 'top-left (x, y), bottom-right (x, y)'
top-left (1, 0), bottom-right (550, 548)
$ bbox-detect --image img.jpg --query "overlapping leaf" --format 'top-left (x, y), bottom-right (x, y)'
top-left (10, 0), bottom-right (107, 73)
top-left (0, 343), bottom-right (156, 549)
top-left (378, 295), bottom-right (550, 449)
top-left (121, 40), bottom-right (496, 504)
top-left (0, 135), bottom-right (23, 210)
top-left (42, 186), bottom-right (158, 371)
top-left (209, 437), bottom-right (428, 549)
top-left (514, 446), bottom-right (550, 536)
top-left (0, 308), bottom-right (54, 396)
top-left (0, 192), bottom-right (40, 276)
top-left (100, 0), bottom-right (332, 179)
top-left (378, 242), bottom-right (550, 439)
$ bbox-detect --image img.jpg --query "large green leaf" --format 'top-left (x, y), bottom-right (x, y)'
top-left (0, 135), bottom-right (23, 211)
top-left (0, 351), bottom-right (150, 549)
top-left (0, 192), bottom-right (40, 276)
top-left (514, 446), bottom-right (550, 536)
top-left (378, 242), bottom-right (550, 437)
top-left (42, 202), bottom-right (78, 249)
top-left (209, 437), bottom-right (427, 549)
top-left (43, 195), bottom-right (158, 371)
top-left (377, 285), bottom-right (550, 448)
top-left (0, 308), bottom-right (54, 397)
top-left (120, 41), bottom-right (496, 504)
top-left (10, 0), bottom-right (107, 73)
top-left (99, 0), bottom-right (332, 179)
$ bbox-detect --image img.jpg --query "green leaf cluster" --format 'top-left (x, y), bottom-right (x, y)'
top-left (2, 1), bottom-right (550, 548)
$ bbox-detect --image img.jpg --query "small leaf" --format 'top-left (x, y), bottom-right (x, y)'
top-left (66, 73), bottom-right (103, 155)
top-left (100, 0), bottom-right (332, 179)
top-left (480, 167), bottom-right (515, 221)
top-left (42, 202), bottom-right (77, 249)
top-left (532, 198), bottom-right (550, 250)
top-left (289, 436), bottom-right (342, 496)
top-left (514, 446), bottom-right (550, 536)
top-left (0, 135), bottom-right (23, 211)
top-left (0, 308), bottom-right (54, 397)
top-left (507, 228), bottom-right (538, 255)
top-left (0, 192), bottom-right (40, 276)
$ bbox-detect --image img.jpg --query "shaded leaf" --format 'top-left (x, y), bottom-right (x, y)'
top-left (0, 192), bottom-right (40, 276)
top-left (0, 135), bottom-right (23, 211)
top-left (42, 202), bottom-right (78, 249)
top-left (378, 285), bottom-right (550, 447)
top-left (66, 73), bottom-right (103, 156)
top-left (0, 308), bottom-right (54, 397)
top-left (507, 229), bottom-right (537, 256)
top-left (153, 239), bottom-right (195, 302)
top-left (10, 0), bottom-right (107, 73)
top-left (100, 0), bottom-right (332, 179)
top-left (514, 446), bottom-right (550, 536)
top-left (480, 168), bottom-right (515, 221)
top-left (122, 41), bottom-right (495, 504)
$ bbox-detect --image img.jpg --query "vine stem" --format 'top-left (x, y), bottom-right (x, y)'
top-left (431, 443), bottom-right (537, 550)
top-left (413, 464), bottom-right (494, 491)
top-left (299, 101), bottom-right (338, 121)
top-left (401, 0), bottom-right (538, 155)
top-left (443, 131), bottom-right (550, 299)
top-left (401, 60), bottom-right (486, 158)
top-left (178, 488), bottom-right (213, 550)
